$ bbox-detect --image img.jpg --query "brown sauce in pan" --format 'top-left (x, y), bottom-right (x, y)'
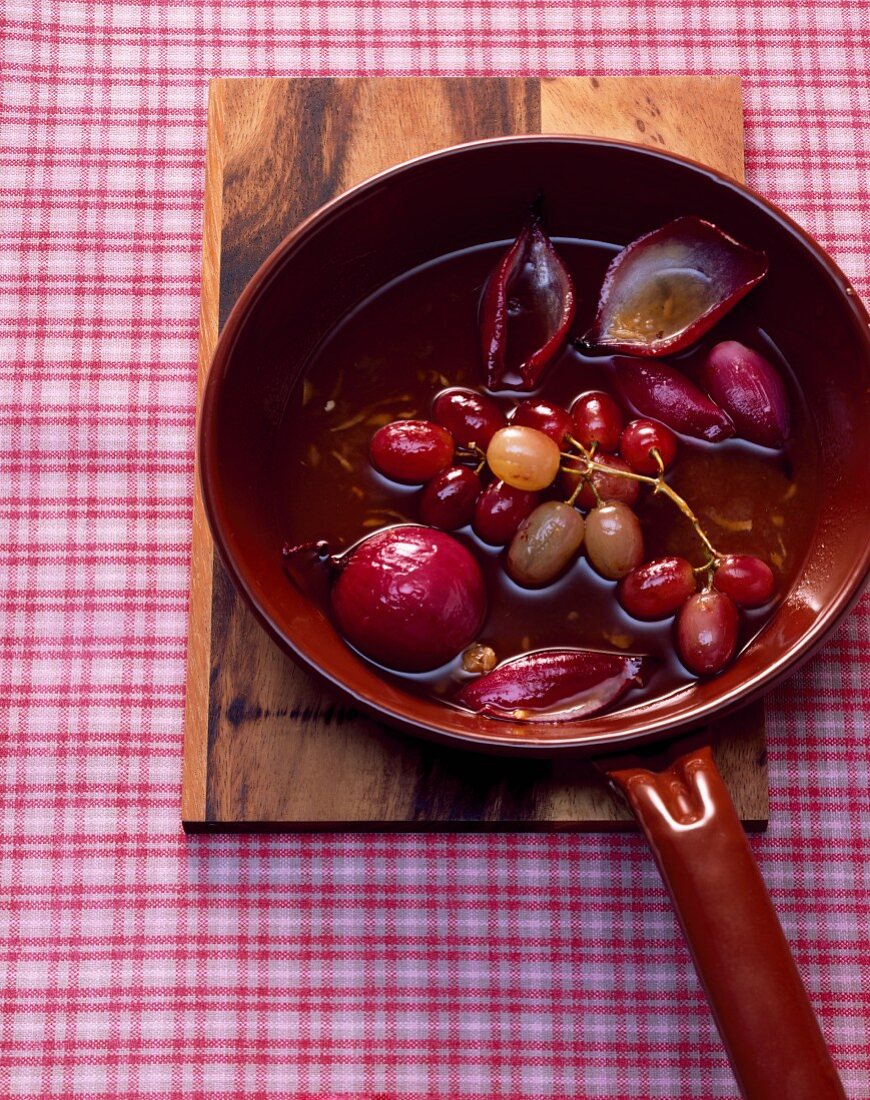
top-left (272, 239), bottom-right (820, 709)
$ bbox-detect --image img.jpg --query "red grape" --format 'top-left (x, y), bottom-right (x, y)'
top-left (570, 391), bottom-right (624, 452)
top-left (511, 399), bottom-right (573, 446)
top-left (419, 466), bottom-right (481, 530)
top-left (713, 554), bottom-right (776, 608)
top-left (331, 525), bottom-right (486, 672)
top-left (432, 388), bottom-right (505, 448)
top-left (675, 590), bottom-right (739, 676)
top-left (562, 453), bottom-right (640, 510)
top-left (370, 420), bottom-right (454, 484)
top-left (473, 480), bottom-right (540, 545)
top-left (619, 418), bottom-right (678, 474)
top-left (618, 556), bottom-right (696, 619)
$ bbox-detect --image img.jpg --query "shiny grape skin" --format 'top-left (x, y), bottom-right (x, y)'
top-left (486, 426), bottom-right (561, 491)
top-left (432, 388), bottom-right (506, 448)
top-left (619, 418), bottom-right (678, 474)
top-left (675, 589), bottom-right (739, 676)
top-left (618, 556), bottom-right (696, 620)
top-left (419, 466), bottom-right (481, 531)
top-left (369, 419), bottom-right (455, 484)
top-left (570, 391), bottom-right (625, 452)
top-left (473, 480), bottom-right (540, 545)
top-left (584, 501), bottom-right (645, 580)
top-left (506, 501), bottom-right (586, 588)
top-left (713, 554), bottom-right (776, 608)
top-left (511, 399), bottom-right (574, 446)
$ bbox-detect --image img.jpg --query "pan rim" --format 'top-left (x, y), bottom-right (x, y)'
top-left (199, 133), bottom-right (870, 755)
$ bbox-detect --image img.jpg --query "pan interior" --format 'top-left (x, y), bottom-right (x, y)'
top-left (201, 137), bottom-right (870, 754)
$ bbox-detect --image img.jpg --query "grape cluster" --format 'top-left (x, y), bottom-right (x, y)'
top-left (368, 386), bottom-right (775, 677)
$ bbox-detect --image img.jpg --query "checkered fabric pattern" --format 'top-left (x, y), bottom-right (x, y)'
top-left (1, 2), bottom-right (868, 1097)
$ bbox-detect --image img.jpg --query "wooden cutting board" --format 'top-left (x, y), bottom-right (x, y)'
top-left (181, 76), bottom-right (768, 832)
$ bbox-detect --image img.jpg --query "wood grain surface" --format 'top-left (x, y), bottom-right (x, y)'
top-left (540, 76), bottom-right (745, 180)
top-left (182, 76), bottom-right (768, 831)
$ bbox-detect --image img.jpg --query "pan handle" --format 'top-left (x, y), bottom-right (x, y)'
top-left (605, 741), bottom-right (845, 1100)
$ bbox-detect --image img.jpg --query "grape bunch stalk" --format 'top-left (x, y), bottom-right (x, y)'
top-left (367, 386), bottom-right (776, 678)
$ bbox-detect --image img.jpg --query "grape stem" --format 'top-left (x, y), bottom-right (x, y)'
top-left (562, 434), bottom-right (724, 566)
top-left (454, 442), bottom-right (489, 477)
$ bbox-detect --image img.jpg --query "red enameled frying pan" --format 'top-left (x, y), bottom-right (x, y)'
top-left (199, 137), bottom-right (870, 1098)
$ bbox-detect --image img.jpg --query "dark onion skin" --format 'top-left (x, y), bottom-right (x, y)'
top-left (675, 589), bottom-right (739, 676)
top-left (610, 358), bottom-right (734, 442)
top-left (331, 526), bottom-right (486, 672)
top-left (619, 419), bottom-right (678, 474)
top-left (713, 554), bottom-right (776, 608)
top-left (432, 388), bottom-right (506, 448)
top-left (583, 216), bottom-right (768, 356)
top-left (511, 399), bottom-right (574, 445)
top-left (473, 480), bottom-right (540, 545)
top-left (570, 391), bottom-right (624, 452)
top-left (562, 453), bottom-right (640, 510)
top-left (369, 420), bottom-right (454, 484)
top-left (618, 557), bottom-right (697, 620)
top-left (419, 466), bottom-right (481, 531)
top-left (457, 648), bottom-right (646, 721)
top-left (480, 217), bottom-right (576, 389)
top-left (702, 341), bottom-right (791, 448)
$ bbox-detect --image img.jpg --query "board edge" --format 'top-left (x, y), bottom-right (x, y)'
top-left (182, 79), bottom-right (226, 827)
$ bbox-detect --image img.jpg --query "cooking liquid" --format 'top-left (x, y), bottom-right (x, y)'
top-left (274, 239), bottom-right (819, 713)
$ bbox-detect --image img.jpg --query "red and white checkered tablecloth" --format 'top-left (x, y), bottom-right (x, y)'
top-left (1, 3), bottom-right (868, 1097)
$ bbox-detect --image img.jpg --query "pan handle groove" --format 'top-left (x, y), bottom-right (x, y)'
top-left (606, 743), bottom-right (845, 1100)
